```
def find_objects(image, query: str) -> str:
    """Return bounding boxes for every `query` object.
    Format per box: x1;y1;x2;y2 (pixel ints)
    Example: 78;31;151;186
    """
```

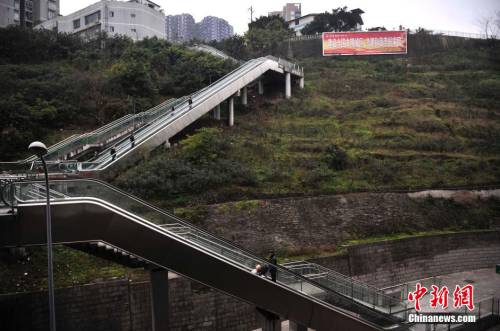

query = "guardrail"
283;261;409;319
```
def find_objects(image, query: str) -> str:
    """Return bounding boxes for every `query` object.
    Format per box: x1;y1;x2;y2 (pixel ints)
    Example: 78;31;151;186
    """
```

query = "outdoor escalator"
0;179;410;330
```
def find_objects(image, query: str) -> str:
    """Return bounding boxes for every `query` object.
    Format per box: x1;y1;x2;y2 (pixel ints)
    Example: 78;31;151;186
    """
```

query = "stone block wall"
0;274;258;331
309;231;500;288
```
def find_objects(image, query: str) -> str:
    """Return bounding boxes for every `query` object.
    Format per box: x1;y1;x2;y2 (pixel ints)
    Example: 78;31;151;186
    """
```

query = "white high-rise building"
0;0;59;28
36;0;165;40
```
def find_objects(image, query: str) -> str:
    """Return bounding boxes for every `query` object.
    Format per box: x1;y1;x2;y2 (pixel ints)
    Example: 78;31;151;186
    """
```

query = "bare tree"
478;11;500;39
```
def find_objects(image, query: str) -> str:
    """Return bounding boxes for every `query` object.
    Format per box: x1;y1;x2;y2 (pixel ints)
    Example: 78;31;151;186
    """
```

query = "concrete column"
228;97;234;127
164;139;171;149
299;76;304;89
256;308;280;331
285;72;291;99
237;89;241;97
150;269;169;331
214;104;221;120
258;80;264;95
242;86;248;106
289;321;308;331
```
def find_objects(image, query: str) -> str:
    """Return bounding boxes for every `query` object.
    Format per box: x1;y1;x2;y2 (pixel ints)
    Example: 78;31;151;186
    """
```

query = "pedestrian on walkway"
110;146;117;161
130;134;135;148
188;96;193;109
268;251;277;282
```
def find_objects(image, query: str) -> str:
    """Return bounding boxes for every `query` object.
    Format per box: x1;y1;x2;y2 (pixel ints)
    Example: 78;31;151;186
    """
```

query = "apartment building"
165;13;195;43
268;2;301;22
36;0;165;40
0;0;58;27
196;16;233;42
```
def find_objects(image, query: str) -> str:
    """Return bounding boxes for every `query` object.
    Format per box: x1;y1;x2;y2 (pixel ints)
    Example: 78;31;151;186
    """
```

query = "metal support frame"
150;268;169;331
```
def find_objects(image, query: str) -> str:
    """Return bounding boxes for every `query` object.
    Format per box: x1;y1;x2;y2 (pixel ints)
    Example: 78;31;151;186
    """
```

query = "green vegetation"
0;27;235;160
210;15;293;59
280;229;498;263
118;44;500;205
0;245;147;293
301;7;364;35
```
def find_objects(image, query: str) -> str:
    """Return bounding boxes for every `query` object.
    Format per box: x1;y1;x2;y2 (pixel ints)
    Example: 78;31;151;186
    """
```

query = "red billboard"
322;31;407;56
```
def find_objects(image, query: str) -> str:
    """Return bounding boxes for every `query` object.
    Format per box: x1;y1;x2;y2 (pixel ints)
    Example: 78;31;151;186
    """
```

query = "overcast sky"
61;0;500;35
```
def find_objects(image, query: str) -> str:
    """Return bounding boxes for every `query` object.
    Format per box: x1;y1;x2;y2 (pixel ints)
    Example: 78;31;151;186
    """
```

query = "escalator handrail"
10;179;408;325
12;190;402;329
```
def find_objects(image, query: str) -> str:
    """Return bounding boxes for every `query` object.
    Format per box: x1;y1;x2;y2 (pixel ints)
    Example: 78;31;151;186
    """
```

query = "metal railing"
382;276;443;302
428;297;499;331
1;56;302;176
283;261;409;319
5;179;406;329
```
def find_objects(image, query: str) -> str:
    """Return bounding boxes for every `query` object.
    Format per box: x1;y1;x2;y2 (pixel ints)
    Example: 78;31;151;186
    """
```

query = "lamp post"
28;141;56;331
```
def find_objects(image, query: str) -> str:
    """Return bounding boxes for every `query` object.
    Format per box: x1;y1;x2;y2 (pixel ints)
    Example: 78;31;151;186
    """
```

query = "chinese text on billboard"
322;31;407;56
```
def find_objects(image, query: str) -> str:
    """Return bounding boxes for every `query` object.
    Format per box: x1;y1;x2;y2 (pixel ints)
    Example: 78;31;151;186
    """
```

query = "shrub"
323;145;349;170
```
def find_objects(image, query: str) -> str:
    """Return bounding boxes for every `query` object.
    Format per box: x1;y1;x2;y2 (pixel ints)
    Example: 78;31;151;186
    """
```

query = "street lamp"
28;141;56;331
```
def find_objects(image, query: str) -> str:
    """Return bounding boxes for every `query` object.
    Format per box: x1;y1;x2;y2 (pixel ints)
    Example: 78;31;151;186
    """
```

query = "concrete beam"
150;269;169;331
285;72;291;99
258;80;264;95
242;86;248;106
228;97;234;127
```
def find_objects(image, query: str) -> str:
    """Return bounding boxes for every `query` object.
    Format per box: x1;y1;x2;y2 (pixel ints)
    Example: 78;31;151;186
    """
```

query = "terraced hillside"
117;45;500;205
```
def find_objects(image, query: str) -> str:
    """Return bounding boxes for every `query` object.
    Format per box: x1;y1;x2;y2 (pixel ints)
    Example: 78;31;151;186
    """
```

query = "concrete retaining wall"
0;274;257;331
309;231;500;288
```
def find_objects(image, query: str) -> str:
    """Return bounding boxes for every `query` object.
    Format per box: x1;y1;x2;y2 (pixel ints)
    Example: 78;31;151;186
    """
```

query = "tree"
245;15;293;56
301;7;364;35
478;11;500;39
209;35;248;60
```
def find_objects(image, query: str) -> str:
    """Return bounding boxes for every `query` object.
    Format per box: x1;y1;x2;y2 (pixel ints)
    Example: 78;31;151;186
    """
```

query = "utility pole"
248;6;255;23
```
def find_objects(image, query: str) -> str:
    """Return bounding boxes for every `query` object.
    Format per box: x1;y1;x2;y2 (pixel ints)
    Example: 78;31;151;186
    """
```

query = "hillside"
116;43;500;206
0;27;235;160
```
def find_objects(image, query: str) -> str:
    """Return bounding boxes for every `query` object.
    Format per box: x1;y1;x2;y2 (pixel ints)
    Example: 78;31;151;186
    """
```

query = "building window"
131;28;136;32
84;11;101;25
110;11;114;17
131;13;136;18
48;9;56;19
73;18;80;29
110;26;114;32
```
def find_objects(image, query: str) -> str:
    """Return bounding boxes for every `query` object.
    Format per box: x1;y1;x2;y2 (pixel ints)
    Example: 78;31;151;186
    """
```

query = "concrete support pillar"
285;72;291;99
237;89;241;97
150;269;169;331
289;321;308;331
258;80;264;95
256;308;280;331
228;97;234;127
214;104;221;120
164;139;171;149
242;86;248;106
299;76;304;89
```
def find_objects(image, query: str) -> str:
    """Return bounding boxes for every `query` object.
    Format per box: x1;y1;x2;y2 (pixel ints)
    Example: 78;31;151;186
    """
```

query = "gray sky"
61;0;500;35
